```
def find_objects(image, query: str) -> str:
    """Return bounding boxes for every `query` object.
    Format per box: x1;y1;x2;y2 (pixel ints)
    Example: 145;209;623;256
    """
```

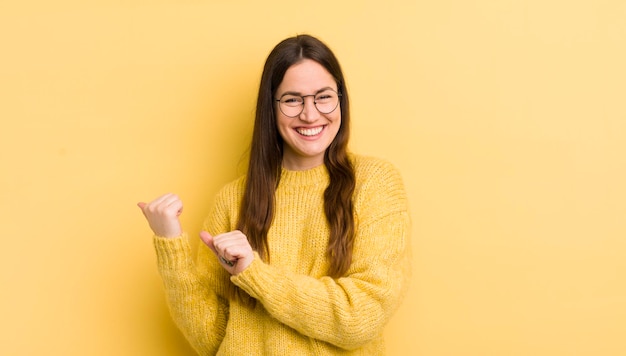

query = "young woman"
138;34;411;355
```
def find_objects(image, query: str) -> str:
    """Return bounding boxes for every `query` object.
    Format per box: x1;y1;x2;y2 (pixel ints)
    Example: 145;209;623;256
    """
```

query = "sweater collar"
279;164;329;187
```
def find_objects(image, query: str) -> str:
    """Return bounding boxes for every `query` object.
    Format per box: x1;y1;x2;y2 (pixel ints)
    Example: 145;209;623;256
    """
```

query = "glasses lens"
314;90;339;114
279;95;304;117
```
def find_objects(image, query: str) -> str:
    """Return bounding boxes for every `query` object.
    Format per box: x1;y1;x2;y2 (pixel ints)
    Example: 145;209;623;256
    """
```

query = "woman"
138;34;411;355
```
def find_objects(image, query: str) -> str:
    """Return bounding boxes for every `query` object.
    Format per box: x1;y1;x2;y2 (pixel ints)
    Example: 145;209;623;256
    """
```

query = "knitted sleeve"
153;182;239;355
231;158;411;350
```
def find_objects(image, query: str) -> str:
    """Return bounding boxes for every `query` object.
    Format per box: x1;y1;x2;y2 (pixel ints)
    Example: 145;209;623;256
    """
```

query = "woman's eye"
283;97;302;104
316;94;333;101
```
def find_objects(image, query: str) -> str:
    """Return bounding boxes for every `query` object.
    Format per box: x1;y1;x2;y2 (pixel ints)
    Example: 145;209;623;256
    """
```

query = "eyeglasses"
275;88;341;117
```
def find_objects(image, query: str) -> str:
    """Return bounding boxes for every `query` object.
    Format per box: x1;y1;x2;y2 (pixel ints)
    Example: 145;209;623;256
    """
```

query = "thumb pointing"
137;202;147;217
199;231;217;254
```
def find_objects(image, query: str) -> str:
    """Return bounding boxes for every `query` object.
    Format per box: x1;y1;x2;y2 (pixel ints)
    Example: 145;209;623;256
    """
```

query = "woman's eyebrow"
278;87;336;97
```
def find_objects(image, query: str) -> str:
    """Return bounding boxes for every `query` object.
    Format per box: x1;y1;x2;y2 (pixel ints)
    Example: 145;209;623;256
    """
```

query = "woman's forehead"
277;59;336;94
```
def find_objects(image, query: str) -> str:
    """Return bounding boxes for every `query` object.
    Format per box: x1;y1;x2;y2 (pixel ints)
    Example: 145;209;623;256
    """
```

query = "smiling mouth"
296;126;324;137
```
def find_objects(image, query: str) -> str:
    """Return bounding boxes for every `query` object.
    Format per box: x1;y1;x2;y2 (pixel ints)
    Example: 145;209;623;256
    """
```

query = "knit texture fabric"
153;155;411;355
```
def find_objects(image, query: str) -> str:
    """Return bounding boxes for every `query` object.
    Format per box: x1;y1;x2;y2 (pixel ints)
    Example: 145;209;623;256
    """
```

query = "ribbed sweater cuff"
153;234;194;271
230;252;268;300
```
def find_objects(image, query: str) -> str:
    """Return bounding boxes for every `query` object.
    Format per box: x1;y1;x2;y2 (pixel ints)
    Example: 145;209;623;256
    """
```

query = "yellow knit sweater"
153;155;411;355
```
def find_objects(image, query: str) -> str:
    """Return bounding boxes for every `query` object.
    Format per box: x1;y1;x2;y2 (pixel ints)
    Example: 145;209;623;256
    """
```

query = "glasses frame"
275;89;342;118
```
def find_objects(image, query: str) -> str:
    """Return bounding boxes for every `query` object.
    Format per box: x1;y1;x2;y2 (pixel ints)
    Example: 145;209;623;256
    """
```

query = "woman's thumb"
199;231;217;254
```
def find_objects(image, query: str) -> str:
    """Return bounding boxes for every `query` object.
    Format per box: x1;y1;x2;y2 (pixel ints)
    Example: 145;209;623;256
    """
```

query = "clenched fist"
137;193;183;238
200;230;254;275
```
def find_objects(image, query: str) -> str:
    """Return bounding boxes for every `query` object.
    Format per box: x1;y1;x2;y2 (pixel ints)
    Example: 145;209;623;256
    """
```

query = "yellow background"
1;1;625;355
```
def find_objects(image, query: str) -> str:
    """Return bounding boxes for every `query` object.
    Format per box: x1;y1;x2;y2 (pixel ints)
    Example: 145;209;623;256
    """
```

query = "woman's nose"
299;96;320;121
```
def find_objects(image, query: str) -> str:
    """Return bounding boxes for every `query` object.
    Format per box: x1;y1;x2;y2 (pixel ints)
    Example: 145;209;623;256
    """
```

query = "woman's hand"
200;230;254;275
137;193;183;238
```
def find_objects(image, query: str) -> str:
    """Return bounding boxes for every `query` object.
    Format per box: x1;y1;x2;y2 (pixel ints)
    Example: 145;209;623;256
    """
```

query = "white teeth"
296;127;323;136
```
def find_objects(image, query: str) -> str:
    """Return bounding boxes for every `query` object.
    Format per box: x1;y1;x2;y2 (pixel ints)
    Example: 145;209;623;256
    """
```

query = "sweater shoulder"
350;154;403;186
350;154;409;222
350;153;395;169
213;175;246;205
203;175;246;233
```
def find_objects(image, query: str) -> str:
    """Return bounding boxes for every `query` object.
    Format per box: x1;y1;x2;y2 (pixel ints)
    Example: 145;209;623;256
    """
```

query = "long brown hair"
234;34;355;302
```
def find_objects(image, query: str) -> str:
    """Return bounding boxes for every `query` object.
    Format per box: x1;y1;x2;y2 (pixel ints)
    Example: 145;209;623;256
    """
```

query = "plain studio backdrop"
1;1;624;355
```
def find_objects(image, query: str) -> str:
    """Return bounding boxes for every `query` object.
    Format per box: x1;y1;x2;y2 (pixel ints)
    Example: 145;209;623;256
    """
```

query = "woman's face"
275;59;341;171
